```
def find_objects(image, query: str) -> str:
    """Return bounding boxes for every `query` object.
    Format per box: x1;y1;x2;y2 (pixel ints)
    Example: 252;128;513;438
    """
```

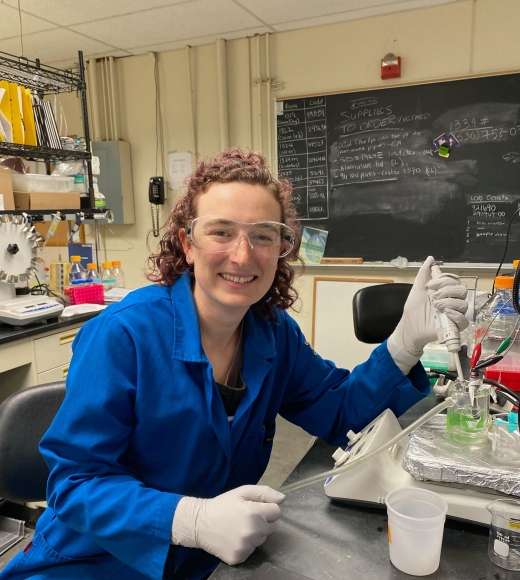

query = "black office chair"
0;382;66;504
352;283;412;343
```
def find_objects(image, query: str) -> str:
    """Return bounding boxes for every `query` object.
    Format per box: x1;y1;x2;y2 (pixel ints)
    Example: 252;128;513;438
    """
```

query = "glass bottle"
68;255;86;284
85;263;100;283
111;260;125;288
446;375;490;446
101;262;116;291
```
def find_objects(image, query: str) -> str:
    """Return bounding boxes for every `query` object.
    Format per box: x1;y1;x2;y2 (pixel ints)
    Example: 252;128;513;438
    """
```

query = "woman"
1;149;468;580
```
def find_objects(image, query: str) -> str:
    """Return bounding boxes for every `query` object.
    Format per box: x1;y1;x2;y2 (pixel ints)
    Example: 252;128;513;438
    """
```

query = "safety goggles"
185;215;296;258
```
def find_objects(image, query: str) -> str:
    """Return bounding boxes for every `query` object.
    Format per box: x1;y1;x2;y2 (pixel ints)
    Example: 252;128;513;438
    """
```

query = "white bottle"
111;261;125;288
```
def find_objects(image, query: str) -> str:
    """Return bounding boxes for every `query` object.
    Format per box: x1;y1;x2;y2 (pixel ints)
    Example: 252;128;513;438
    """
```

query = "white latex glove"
171;485;286;565
387;256;469;375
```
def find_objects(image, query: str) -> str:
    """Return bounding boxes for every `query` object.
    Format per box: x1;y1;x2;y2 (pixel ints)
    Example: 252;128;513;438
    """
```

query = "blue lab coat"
1;272;430;580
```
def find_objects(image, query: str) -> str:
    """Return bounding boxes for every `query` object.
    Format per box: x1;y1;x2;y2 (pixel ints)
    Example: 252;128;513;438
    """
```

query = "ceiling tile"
235;0;399;25
69;0;263;49
271;0;458;32
0;28;116;63
0;3;57;39
0;0;462;72
0;36;21;58
2;0;194;27
127;26;271;55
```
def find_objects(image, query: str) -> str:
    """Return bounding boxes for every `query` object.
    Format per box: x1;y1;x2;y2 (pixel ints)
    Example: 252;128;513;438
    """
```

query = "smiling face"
180;181;283;320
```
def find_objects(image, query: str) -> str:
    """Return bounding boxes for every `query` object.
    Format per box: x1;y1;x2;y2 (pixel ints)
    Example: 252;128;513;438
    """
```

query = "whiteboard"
312;277;393;371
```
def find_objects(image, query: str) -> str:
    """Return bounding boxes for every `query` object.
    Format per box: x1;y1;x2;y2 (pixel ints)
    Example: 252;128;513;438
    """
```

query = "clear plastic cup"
386;488;448;576
486;499;520;571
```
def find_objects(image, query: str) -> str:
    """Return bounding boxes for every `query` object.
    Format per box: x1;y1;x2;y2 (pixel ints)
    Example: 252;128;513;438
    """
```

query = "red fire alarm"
381;53;401;80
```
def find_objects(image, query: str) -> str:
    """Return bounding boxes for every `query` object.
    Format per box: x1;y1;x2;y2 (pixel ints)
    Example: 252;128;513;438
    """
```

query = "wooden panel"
312;277;393;370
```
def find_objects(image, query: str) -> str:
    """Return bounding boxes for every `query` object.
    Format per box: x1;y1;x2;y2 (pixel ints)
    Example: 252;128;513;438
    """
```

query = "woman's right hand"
171;485;286;565
387;256;468;374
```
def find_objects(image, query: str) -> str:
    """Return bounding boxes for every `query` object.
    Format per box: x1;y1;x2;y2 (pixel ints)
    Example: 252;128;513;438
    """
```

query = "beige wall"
53;0;520;339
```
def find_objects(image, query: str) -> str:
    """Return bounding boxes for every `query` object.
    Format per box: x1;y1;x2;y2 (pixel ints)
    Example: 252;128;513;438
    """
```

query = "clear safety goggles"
185;215;296;258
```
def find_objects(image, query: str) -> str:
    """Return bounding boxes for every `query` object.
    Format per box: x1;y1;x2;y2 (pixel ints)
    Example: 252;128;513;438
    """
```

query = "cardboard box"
0;167;15;210
14;191;80;210
33;221;85;246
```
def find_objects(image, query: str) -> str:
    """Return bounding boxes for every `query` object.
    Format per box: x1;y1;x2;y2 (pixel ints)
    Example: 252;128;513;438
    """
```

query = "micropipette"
429;262;464;381
40;212;61;251
68;212;85;243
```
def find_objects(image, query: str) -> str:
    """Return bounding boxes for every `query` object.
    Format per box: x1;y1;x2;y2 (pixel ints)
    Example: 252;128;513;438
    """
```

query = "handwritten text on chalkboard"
276;73;520;262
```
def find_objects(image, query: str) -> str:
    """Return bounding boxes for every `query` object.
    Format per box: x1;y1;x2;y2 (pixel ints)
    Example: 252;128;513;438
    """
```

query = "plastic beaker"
486;499;520;571
446;380;490;446
386;487;448;576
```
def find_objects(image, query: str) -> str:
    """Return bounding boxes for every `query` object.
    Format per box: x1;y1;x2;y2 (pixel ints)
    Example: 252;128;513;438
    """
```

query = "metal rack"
0;208;113;223
0;143;91;162
0;51;83;94
0;50;97;212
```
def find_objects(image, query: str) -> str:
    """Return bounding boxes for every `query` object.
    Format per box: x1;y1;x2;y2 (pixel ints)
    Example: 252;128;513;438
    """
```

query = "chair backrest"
0;381;65;504
352;283;412;344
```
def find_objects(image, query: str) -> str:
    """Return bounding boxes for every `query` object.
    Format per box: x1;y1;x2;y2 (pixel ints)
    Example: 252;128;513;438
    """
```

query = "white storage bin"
11;173;75;193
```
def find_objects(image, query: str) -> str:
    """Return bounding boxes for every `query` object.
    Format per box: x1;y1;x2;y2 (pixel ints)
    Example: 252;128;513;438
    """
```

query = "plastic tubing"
483;378;520;406
278;397;455;494
453;351;464;383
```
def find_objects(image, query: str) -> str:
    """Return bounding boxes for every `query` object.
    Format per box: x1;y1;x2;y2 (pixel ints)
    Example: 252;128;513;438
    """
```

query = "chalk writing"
277;99;329;219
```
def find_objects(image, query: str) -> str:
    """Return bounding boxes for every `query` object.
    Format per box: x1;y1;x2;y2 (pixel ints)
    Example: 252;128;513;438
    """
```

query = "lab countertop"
0;312;101;346
210;395;520;580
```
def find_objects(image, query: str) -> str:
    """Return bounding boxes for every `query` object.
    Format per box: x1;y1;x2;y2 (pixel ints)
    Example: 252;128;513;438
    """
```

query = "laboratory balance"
0;214;63;325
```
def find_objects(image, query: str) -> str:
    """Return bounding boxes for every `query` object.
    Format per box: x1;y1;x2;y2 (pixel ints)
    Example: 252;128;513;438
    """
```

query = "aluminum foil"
402;415;520;497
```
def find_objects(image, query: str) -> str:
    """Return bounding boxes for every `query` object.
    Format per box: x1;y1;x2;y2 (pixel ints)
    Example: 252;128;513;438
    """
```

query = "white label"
494;538;510;558
276;101;284;115
168;151;192;189
0;194;4;211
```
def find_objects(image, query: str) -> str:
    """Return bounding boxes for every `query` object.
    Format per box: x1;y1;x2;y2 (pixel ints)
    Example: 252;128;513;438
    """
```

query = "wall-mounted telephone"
149;177;165;205
149;176;165;237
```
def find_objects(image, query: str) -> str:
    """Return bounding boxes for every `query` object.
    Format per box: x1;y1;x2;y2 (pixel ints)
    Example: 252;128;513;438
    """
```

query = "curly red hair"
146;148;304;319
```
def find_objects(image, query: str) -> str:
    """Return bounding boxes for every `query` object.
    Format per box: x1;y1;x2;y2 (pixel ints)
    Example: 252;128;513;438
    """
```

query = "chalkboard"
276;73;520;263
